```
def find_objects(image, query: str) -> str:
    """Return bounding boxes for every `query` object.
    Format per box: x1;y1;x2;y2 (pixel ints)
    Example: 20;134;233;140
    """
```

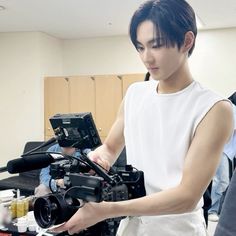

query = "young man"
54;1;233;235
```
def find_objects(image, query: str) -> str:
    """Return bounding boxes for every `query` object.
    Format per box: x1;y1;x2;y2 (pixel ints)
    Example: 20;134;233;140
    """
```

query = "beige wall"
189;28;236;96
0;32;63;178
62;36;146;75
63;29;236;97
0;28;235;179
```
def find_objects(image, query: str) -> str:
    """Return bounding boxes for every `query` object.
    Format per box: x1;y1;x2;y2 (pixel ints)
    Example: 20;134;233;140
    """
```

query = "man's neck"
157;62;193;94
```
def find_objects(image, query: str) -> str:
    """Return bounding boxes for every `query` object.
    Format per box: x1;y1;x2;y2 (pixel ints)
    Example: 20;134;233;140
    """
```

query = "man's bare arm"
106;101;233;217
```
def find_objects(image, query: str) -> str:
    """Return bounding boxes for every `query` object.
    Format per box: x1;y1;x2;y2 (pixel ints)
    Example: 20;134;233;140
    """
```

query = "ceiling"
0;0;236;39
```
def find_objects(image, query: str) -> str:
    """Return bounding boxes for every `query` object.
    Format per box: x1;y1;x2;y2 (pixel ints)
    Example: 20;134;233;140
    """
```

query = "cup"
27;211;35;220
17;216;27;221
0;204;10;225
28;224;37;232
17;222;27;233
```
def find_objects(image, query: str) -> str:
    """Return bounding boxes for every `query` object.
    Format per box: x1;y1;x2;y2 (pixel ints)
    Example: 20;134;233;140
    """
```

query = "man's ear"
182;31;195;54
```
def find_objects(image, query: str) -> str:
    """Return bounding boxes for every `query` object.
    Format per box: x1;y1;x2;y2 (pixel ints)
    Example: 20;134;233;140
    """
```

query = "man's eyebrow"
136;38;164;45
136;40;143;46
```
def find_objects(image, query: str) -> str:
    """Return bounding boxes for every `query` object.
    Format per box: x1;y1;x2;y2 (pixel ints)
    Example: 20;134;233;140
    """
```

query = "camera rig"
33;113;146;236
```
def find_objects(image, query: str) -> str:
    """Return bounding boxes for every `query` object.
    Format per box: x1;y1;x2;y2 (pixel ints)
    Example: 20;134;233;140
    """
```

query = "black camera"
33;113;146;236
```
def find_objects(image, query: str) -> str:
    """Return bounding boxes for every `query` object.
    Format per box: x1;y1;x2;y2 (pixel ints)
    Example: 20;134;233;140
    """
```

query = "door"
95;75;122;141
44;77;69;137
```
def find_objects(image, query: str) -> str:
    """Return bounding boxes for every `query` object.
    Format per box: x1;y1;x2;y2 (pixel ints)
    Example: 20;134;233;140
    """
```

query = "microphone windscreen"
7;154;55;174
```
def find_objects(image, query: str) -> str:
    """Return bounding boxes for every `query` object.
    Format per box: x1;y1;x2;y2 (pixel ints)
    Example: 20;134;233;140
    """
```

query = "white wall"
189;28;236;96
0;28;235;179
63;28;236;97
62;36;146;75
0;32;63;178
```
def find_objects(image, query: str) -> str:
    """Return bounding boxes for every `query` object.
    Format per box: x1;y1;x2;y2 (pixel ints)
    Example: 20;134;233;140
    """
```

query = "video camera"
33;113;146;236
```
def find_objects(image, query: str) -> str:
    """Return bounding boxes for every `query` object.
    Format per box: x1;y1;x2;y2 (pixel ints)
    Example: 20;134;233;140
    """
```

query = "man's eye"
136;46;144;52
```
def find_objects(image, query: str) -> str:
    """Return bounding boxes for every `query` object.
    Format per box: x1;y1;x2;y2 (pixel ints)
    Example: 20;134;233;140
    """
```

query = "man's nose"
142;49;155;64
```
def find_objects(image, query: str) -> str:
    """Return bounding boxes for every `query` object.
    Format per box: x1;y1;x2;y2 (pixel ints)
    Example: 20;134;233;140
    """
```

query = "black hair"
144;72;150;81
129;0;197;56
228;92;236;106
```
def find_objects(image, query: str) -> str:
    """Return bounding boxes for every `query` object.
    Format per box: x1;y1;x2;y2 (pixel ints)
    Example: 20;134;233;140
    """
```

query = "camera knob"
125;165;133;171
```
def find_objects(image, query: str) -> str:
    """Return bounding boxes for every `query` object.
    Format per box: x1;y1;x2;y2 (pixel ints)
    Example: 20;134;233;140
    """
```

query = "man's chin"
148;71;158;80
149;74;160;81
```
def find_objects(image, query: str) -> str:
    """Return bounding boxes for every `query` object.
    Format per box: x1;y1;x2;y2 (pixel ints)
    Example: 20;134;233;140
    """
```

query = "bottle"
23;198;29;216
10;199;17;219
16;200;25;218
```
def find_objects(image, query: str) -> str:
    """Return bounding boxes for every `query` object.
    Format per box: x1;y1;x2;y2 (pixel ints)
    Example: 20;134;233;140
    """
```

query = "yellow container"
16;200;25;218
23;198;29;216
11;199;17;219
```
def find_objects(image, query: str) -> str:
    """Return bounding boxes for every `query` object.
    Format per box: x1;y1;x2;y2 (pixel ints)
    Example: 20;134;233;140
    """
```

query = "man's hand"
52;201;110;235
55;179;65;188
88;151;111;171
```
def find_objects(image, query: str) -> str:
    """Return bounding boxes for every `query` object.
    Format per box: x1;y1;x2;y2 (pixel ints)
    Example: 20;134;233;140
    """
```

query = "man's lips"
148;67;159;71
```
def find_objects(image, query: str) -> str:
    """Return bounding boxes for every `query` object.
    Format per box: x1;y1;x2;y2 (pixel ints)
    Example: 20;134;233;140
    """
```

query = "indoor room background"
0;17;236;179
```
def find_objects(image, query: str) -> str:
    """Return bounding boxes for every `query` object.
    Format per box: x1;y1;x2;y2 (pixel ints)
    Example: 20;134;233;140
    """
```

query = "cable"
22;151;63;156
49;178;59;193
22;137;57;156
64;186;86;208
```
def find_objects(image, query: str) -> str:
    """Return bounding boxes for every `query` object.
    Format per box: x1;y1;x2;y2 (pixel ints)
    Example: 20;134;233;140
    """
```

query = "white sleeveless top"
120;80;224;236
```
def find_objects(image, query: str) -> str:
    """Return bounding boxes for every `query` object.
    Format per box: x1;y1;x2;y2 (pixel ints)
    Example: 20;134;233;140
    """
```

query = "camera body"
50;161;145;202
33;113;146;236
34;160;145;229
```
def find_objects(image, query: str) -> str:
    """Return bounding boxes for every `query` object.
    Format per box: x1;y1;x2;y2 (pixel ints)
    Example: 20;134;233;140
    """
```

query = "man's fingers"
88;152;100;162
68;226;82;235
50;223;66;232
51;222;76;234
88;152;110;171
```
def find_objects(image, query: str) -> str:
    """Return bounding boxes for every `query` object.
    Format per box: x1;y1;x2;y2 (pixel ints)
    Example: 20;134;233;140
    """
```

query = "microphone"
0;166;7;173
7;153;63;174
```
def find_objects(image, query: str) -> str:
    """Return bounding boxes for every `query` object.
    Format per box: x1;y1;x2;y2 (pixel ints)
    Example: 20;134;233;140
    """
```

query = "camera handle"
80;154;118;186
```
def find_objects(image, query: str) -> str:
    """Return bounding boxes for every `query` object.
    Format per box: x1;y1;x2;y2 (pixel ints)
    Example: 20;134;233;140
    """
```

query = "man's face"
136;20;186;81
62;147;76;156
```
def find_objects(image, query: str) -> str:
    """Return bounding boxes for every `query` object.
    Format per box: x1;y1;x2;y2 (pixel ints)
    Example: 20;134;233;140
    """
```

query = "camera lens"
34;193;79;229
34;197;59;228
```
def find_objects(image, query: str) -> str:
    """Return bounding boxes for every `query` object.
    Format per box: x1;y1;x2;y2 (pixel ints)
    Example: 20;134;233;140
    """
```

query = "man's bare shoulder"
195;100;233;141
209;100;233;121
213;99;232;111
